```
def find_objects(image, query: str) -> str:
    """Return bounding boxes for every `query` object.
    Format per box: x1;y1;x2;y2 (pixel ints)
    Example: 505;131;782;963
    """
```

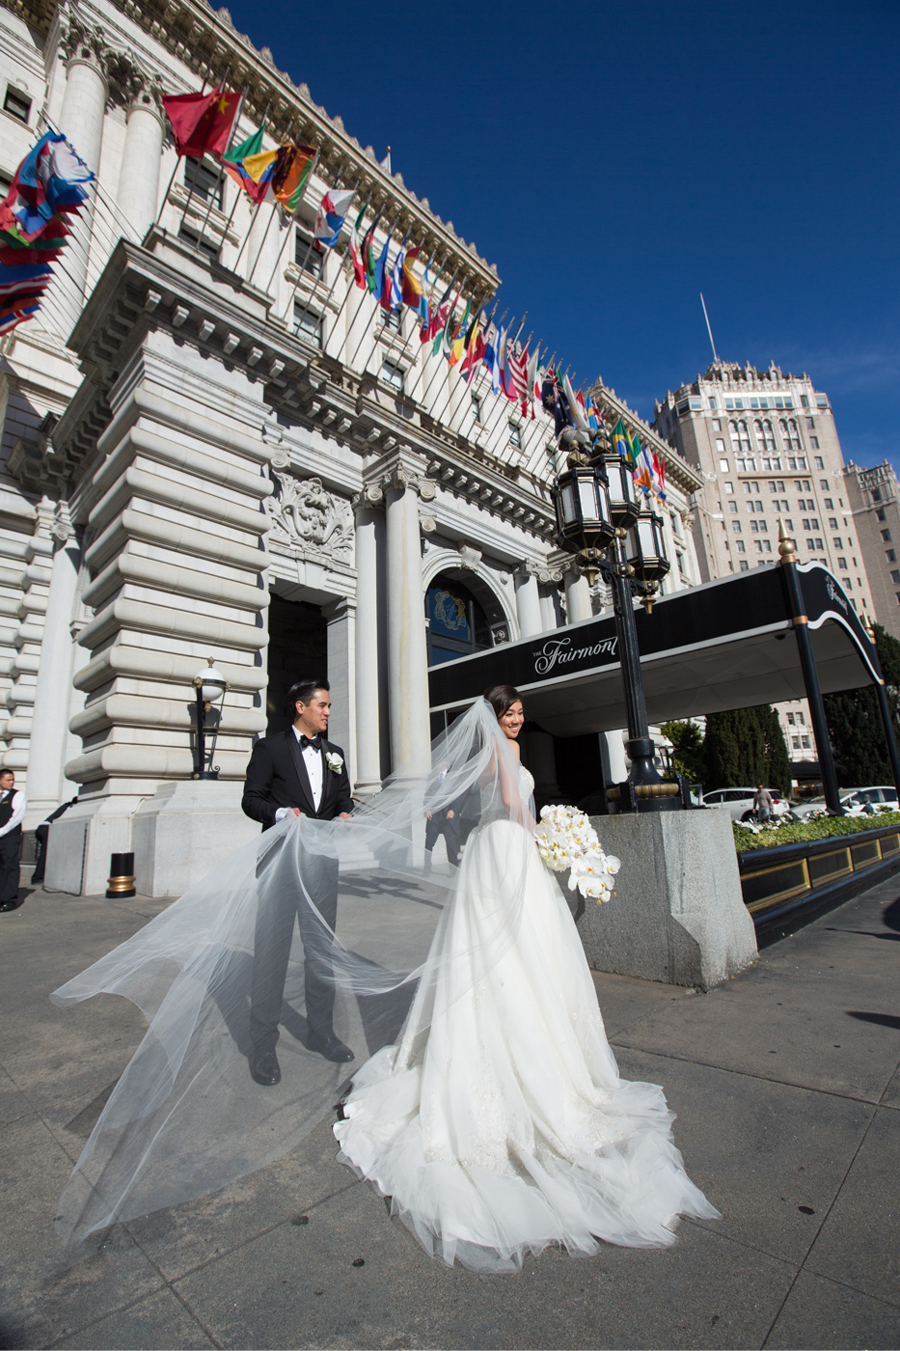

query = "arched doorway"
425;573;495;665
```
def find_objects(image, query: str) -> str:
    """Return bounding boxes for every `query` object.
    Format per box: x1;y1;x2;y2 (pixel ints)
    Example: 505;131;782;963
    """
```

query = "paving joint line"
609;1040;888;1107
759;1105;882;1349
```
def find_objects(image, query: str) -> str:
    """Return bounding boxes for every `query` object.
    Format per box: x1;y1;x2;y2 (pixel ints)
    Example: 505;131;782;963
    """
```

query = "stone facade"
0;0;703;893
843;460;900;644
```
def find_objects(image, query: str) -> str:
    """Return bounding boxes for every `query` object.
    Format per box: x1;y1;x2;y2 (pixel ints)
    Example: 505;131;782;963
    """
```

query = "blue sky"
222;0;899;471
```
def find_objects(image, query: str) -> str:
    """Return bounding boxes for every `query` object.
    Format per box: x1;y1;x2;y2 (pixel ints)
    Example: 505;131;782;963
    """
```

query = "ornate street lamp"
550;429;684;813
191;657;230;780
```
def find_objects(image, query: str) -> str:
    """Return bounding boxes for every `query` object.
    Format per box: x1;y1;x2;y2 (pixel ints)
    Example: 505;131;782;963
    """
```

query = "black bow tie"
299;734;321;751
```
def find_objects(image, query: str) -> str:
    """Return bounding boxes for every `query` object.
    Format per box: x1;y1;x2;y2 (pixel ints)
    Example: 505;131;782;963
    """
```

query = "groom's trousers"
249;842;340;1054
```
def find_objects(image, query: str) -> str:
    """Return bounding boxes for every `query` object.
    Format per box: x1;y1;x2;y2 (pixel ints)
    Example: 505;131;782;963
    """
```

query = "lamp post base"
192;770;220;780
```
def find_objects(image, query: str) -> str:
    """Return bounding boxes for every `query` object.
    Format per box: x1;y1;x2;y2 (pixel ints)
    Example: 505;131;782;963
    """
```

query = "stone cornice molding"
516;558;563;585
58;0;498;295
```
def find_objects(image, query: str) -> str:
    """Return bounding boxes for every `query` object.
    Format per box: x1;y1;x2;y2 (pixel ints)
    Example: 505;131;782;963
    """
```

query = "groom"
242;678;354;1085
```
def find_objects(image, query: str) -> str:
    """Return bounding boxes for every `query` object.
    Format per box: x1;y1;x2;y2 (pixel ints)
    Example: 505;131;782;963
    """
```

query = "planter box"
738;822;900;944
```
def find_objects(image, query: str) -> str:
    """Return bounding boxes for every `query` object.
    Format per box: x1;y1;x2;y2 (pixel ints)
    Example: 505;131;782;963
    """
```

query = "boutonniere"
325;751;343;774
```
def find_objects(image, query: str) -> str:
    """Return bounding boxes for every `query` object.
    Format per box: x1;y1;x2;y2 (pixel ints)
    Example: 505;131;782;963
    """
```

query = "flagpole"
404;260;456;402
345;215;401;371
247;131;309;286
260;146;322;293
276;167;348;307
377;245;435;386
416;277;466;415
320;198;382;359
422;289;494;421
178;66;232;238
193;83;246;247
479;313;522;448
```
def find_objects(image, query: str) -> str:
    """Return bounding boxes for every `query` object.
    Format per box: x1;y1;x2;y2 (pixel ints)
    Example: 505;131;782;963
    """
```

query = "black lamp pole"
551;428;685;814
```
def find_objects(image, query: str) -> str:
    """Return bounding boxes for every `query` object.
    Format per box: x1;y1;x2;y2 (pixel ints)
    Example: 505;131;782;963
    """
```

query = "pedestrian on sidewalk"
753;784;773;824
0;769;26;911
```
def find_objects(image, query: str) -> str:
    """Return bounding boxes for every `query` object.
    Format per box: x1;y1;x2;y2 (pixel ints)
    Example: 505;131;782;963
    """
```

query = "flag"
314;186;355;249
269;141;316;212
653;451;667;502
373;229;392;303
612;419;635;465
0;132;93;242
162;87;240;158
362;214;382;292
508;342;529;408
387;235;408;311
632;433;655;496
401;246;426;319
448;298;471;365
543;372;573;437
563;372;590;432
433;290;460;357
221;127;274;204
349;202;367;288
459;312;484;381
525;344;541;418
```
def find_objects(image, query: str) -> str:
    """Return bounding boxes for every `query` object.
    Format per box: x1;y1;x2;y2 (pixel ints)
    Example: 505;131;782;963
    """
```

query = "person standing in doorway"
0;769;26;912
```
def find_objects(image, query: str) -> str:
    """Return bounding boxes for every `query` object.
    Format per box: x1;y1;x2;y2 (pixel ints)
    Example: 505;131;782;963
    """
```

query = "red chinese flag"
162;87;240;158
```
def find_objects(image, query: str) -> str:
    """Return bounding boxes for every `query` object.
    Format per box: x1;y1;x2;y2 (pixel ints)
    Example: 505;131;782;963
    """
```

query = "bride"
51;686;717;1270
333;685;718;1271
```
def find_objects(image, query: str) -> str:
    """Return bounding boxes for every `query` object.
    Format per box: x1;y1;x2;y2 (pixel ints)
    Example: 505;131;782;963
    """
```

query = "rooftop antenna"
699;292;718;362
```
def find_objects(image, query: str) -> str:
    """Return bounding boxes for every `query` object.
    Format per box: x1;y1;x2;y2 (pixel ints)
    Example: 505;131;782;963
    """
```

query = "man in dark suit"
242;678;354;1085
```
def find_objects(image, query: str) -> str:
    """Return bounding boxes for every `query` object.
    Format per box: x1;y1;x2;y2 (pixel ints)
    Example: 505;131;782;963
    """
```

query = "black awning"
428;564;879;737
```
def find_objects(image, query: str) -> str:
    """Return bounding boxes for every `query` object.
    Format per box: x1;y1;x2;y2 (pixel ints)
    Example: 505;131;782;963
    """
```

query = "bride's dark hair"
483;685;522;720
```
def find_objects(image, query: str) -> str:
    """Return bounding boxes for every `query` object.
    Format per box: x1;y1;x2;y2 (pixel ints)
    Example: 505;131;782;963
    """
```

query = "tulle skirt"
334;819;720;1273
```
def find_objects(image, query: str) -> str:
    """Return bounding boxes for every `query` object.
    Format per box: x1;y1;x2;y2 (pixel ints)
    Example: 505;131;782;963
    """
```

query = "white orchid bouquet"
533;804;621;903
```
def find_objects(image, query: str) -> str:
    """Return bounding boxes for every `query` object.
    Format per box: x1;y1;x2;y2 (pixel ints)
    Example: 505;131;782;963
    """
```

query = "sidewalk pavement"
0;873;898;1351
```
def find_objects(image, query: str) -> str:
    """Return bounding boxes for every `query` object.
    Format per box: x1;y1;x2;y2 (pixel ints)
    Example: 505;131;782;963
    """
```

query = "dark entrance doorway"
266;595;328;735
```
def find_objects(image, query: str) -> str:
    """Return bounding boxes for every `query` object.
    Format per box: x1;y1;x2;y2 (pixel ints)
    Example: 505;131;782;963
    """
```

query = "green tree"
823;623;900;786
703;705;791;792
659;720;705;781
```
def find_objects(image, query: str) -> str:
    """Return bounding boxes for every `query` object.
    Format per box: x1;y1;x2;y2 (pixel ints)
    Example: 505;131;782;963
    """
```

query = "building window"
888;549;897;562
876;507;886;521
709;397;717;411
293;302;323;347
801;736;811;749
380;307;401;331
872;487;883;502
882;529;892;542
719;459;729;472
294;230;323;277
508;421;522;447
811;441;820;453
815;538;824;549
820;479;829;490
736;540;746;553
828;517;838;529
3;87;31;122
728;501;738;513
178;223;218;257
891;570;900;584
787;712;795;725
380;359;405;392
724;481;734;493
732;521;742;532
712;418;721;430
824;497;834;508
740;560;749;571
183;156;223;208
816;395;828;408
801;395;810;409
729;419;751;455
833;537;843;548
426;575;494;664
471;394;482;423
838;558;848;569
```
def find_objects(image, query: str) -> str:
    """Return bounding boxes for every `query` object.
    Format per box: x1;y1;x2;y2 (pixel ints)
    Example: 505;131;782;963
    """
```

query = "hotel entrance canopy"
428;564;881;737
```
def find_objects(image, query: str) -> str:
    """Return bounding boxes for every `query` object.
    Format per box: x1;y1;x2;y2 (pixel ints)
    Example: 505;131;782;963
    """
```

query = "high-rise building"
653;359;879;788
843;461;900;642
653;360;875;617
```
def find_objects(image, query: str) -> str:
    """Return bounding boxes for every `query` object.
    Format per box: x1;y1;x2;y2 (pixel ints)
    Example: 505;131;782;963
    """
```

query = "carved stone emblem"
265;473;354;562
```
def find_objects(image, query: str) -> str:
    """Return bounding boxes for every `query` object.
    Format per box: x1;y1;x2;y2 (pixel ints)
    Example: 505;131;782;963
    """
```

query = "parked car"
701;787;793;823
793;787;899;820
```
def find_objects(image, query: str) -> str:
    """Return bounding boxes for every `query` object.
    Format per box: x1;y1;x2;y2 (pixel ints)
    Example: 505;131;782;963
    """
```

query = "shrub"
733;810;900;853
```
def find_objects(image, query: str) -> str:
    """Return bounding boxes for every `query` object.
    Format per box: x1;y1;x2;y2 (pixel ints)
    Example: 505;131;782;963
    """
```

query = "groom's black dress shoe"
307;1032;354;1063
249;1047;281;1086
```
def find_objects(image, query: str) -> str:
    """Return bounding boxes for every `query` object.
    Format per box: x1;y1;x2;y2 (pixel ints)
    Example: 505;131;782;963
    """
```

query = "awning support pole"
778;525;843;814
873;678;900;800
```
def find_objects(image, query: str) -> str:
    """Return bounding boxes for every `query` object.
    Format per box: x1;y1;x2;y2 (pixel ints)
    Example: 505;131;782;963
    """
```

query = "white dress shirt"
275;728;323;820
0;788;26;837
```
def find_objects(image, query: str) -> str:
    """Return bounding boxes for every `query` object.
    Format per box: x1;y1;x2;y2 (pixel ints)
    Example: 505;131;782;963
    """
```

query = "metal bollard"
106;851;136;898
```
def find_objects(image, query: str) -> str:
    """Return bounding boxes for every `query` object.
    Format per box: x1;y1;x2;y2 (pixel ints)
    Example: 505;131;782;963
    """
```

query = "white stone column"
23;528;81;824
383;463;432;775
5;500;53;772
118;92;165;239
58;35;108;308
324;596;356;784
353;491;385;798
564;564;593;623
514;564;544;637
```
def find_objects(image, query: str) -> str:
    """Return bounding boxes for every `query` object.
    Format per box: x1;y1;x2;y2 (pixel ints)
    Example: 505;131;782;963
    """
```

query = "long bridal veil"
51;699;536;1249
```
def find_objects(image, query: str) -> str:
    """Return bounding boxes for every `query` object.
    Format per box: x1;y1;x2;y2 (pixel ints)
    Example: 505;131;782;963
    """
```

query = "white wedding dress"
334;763;720;1273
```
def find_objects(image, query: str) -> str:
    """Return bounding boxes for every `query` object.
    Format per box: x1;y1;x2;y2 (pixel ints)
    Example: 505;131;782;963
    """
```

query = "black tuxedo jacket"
241;728;354;830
